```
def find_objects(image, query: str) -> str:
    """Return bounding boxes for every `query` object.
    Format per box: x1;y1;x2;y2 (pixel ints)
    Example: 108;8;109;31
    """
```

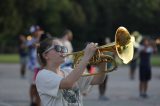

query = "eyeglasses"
43;45;68;54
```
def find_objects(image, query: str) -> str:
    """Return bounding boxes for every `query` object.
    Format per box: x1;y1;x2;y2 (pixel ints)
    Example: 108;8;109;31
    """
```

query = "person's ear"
42;53;49;60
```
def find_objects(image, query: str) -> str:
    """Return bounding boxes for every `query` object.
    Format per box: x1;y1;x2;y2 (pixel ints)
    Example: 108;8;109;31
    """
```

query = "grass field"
0;54;19;63
151;54;160;66
0;54;159;66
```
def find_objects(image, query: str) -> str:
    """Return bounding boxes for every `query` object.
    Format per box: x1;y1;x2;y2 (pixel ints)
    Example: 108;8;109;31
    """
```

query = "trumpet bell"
115;27;135;64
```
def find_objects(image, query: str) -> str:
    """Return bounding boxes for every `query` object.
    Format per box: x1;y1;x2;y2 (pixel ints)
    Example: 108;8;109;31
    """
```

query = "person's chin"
59;59;65;64
61;59;65;63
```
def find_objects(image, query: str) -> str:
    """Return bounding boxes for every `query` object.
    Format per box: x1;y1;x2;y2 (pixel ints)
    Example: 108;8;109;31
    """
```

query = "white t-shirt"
35;67;93;106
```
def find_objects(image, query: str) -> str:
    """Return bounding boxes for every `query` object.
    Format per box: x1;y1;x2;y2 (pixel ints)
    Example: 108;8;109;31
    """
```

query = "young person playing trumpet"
36;37;107;106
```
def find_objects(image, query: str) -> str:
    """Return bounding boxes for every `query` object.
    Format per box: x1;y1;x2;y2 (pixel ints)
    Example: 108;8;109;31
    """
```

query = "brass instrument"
66;26;135;76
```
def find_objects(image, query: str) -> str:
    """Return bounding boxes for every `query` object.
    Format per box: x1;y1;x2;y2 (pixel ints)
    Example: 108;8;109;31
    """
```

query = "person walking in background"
60;29;74;68
98;37;113;100
18;34;28;78
138;38;157;98
26;25;43;106
36;37;107;106
129;47;138;80
61;29;73;53
129;31;142;80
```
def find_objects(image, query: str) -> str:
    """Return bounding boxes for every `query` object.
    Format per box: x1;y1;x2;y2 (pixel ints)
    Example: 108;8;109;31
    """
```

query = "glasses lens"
61;46;68;53
54;45;62;52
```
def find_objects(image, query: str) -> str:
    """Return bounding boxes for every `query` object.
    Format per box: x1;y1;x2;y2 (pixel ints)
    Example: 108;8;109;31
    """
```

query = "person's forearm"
60;56;90;88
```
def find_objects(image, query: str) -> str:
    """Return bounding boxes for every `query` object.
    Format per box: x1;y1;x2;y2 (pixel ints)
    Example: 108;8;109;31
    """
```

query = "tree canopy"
0;0;160;52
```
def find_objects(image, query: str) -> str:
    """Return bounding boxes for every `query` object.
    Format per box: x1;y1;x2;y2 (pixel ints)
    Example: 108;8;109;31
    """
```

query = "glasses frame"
43;45;68;54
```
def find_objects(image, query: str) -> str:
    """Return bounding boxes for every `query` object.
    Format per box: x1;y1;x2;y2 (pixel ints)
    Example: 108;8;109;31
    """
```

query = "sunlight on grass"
0;54;19;63
0;54;159;66
151;55;160;66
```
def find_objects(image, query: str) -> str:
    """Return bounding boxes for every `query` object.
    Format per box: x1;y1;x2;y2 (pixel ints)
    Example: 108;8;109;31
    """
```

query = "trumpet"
66;26;135;76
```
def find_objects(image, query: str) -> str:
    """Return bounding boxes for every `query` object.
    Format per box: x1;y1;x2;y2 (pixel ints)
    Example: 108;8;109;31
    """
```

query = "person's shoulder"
64;40;71;45
40;69;58;74
37;69;53;77
37;69;61;83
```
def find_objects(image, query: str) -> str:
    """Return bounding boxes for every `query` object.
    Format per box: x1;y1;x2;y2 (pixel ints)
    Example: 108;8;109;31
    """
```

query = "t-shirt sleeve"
36;70;63;97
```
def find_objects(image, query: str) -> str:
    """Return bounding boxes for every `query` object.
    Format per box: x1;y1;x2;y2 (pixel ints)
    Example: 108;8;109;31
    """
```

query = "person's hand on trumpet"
83;42;98;61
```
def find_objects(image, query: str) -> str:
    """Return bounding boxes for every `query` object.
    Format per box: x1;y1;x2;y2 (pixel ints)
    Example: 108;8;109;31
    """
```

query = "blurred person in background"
128;31;142;80
129;47;138;80
61;29;73;53
138;37;157;98
98;37;113;100
18;34;28;78
26;25;43;106
60;29;74;68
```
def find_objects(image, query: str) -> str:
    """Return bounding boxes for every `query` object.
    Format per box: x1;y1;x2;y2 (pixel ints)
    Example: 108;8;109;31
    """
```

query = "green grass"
151;54;160;66
0;54;159;67
0;54;19;63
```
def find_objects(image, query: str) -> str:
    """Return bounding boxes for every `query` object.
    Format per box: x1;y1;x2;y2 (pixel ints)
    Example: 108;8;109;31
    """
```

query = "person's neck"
45;63;60;74
62;35;68;40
